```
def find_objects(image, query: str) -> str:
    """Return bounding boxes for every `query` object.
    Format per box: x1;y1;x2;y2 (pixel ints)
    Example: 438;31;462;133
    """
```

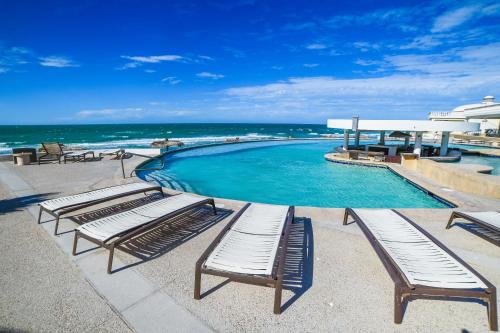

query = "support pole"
379;131;385;145
404;135;410;148
343;129;350;150
440;131;450;157
354;130;361;147
413;132;423;155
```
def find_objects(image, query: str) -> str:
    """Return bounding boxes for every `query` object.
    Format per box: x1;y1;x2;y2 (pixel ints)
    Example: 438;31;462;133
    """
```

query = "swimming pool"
459;155;500;176
138;140;450;208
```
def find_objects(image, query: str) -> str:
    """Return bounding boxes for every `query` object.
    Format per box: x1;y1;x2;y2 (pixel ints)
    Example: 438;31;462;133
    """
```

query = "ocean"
0;123;348;155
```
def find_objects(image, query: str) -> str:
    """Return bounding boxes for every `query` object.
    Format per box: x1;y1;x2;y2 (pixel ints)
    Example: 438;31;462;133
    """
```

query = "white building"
428;96;500;134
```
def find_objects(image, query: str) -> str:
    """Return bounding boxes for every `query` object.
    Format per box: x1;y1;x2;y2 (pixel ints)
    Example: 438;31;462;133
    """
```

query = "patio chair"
73;193;216;273
447;211;500;245
38;142;70;164
194;203;294;314
38;182;163;235
343;208;497;331
38;142;95;164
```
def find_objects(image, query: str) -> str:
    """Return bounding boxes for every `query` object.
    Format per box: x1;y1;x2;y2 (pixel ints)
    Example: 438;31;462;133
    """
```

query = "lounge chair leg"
211;200;217;215
343;209;350;225
72;231;79;255
54;216;60;236
37;207;43;224
446;213;456;229
274;279;283;314
394;286;403;324
194;265;202;300
160;188;165;197
107;245;115;274
488;290;498;331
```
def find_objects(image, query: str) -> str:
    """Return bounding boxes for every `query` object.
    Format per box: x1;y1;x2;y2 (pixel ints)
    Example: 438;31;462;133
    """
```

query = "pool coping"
133;139;460;209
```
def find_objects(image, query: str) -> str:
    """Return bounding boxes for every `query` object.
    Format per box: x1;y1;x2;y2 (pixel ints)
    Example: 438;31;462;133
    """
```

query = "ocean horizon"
0;123;349;154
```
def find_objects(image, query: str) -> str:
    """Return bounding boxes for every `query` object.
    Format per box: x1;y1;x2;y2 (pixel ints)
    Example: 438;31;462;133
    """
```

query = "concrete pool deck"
0;156;499;332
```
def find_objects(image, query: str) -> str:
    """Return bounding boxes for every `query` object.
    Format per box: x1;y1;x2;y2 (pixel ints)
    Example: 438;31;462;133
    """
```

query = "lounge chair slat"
195;203;294;314
40;182;159;212
77;194;206;242
354;209;487;289
345;208;498;330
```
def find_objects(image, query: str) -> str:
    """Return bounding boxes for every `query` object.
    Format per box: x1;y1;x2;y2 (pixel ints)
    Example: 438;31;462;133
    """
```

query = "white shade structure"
327;119;479;132
327;119;480;156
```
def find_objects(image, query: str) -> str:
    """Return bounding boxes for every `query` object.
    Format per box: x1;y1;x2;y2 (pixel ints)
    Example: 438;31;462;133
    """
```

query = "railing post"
120;154;126;179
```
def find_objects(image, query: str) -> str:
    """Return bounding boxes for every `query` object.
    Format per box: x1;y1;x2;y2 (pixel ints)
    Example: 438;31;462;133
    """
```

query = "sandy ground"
0;156;499;332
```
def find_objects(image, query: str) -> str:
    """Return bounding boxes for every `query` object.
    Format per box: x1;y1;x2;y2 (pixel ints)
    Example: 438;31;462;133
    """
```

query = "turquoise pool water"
138;140;450;208
459;155;500;176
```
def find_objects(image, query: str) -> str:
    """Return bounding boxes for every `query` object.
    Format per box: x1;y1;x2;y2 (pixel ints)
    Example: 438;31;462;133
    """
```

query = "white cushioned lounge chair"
344;208;497;331
38;182;163;235
194;203;294;314
73;193;216;273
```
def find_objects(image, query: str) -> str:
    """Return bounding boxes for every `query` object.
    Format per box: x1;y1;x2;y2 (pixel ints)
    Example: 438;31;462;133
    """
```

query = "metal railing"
120;151;164;179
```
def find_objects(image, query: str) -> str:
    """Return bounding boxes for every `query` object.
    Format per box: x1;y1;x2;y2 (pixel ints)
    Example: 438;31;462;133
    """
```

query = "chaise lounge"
73;193;216;273
38;182;163;235
38;142;95;164
447;211;500;245
194;203;294;314
343;208;498;331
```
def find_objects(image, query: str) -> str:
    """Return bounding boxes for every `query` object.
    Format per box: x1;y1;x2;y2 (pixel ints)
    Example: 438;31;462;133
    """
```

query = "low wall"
413;159;500;199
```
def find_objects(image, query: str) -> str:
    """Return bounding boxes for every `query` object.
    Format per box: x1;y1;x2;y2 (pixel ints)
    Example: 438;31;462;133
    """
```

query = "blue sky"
0;0;499;125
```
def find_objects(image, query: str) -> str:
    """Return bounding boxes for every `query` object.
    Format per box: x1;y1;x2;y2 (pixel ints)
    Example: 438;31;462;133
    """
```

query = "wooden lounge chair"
343;208;498;331
447;211;500;246
194;203;294;314
38;182;163;235
73;193;216;273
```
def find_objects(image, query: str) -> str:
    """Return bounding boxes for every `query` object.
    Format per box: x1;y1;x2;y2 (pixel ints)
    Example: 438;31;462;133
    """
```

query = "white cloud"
0;67;8;73
432;6;480;32
222;42;500;119
306;43;327;50
303;63;319;68
353;42;381;52
161;76;181;84
198;55;215;61
39;56;80;68
399;35;443;50
432;3;500;32
75;107;198;120
118;54;185;70
271;66;284;70
121;55;184;63
76;108;145;119
196;72;224;79
144;69;156;73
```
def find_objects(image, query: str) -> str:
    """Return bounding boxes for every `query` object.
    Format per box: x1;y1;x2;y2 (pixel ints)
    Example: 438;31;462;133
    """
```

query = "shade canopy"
327;119;479;132
389;131;411;138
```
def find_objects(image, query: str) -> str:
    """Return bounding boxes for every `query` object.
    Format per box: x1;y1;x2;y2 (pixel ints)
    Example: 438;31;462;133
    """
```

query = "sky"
0;0;499;125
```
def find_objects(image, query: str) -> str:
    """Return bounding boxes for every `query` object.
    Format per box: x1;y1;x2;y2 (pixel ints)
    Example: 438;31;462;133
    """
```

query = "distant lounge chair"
63;150;95;163
38;142;94;164
38;182;163;235
194;203;294;314
447;211;500;245
99;149;124;159
73;193;216;273
343;208;497;331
